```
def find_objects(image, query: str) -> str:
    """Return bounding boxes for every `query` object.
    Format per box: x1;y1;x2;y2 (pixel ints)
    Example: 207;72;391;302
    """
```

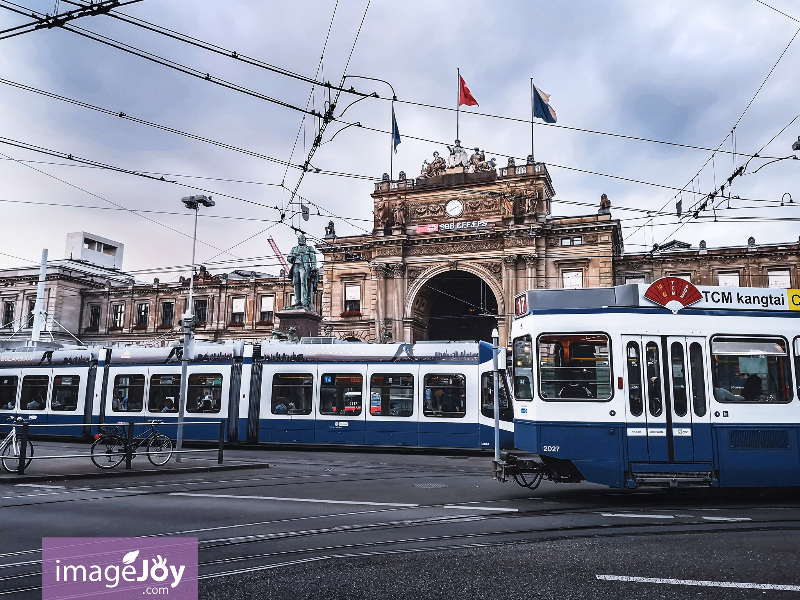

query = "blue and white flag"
392;107;401;152
533;85;557;123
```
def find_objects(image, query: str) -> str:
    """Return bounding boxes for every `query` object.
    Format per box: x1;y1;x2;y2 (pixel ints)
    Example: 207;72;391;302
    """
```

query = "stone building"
616;236;800;288
319;147;623;344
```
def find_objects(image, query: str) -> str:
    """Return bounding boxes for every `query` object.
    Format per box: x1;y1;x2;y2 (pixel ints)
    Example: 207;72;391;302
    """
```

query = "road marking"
702;516;751;522
14;484;65;489
600;513;674;519
597;574;800;591
169;492;418;508
442;505;518;513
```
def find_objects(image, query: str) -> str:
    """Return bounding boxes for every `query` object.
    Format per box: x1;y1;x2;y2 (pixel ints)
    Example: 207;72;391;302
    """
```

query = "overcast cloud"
0;0;798;280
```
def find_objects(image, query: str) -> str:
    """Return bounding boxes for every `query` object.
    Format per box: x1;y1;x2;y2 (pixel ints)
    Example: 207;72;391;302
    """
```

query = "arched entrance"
413;270;499;342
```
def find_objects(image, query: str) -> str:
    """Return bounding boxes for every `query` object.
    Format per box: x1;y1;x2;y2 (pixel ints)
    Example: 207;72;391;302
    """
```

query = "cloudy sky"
0;0;798;281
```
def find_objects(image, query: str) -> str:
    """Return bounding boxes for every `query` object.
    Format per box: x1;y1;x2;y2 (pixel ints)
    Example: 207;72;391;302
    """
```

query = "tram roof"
515;282;800;318
256;340;495;364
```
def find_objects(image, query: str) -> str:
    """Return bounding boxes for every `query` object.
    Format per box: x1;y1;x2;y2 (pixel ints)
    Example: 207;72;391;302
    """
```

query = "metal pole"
125;421;134;470
530;78;535;163
18;421;29;475
492;328;500;463
31;249;48;342
218;420;225;464
456;68;460;142
176;206;199;463
390;99;394;181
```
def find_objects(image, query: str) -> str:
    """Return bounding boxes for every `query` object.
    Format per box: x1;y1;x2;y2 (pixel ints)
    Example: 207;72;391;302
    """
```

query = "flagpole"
456;68;460;142
390;100;394;180
530;78;535;163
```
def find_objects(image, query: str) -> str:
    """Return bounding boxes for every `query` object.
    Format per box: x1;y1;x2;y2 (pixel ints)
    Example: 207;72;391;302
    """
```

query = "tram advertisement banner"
42;537;198;599
642;284;800;312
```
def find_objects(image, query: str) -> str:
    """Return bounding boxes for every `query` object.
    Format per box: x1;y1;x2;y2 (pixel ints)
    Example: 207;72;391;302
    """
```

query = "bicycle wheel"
147;433;173;466
1;438;34;472
90;436;126;469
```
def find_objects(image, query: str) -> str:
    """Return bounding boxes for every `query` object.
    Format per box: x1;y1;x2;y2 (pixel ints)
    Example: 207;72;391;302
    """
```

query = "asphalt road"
3;448;800;599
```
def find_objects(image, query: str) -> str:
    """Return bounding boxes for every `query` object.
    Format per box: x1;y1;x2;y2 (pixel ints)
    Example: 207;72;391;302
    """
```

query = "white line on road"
169;492;418;507
600;513;675;519
597;574;800;591
442;505;518;513
702;516;752;522
14;484;65;489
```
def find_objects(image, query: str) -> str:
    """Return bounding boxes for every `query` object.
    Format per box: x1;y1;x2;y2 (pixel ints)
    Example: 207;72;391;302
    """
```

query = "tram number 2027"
542;445;560;453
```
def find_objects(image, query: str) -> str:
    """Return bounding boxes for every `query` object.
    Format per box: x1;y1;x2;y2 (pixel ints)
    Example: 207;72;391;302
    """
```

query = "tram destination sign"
415;219;489;234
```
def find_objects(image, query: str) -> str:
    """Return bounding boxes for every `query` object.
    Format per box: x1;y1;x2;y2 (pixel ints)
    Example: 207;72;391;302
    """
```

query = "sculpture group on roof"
419;140;496;179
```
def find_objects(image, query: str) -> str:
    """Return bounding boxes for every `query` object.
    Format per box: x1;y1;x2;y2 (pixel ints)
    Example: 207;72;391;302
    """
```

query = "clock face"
446;199;464;218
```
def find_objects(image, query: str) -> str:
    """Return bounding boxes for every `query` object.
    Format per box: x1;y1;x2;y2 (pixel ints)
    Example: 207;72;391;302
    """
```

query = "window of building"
2;301;14;329
344;284;361;314
718;272;740;287
160;301;175;326
625;276;647;284
21;375;48;410
194;298;208;325
135;303;149;328
626;342;643;417
231;298;245;324
148;374;180;413
513;335;533;400
52;375;80;412
88;305;101;330
538;334;612;401
562;270;583;289
671;272;692;282
259;295;275;323
0;376;18;410
423;374;466;418
369;374;414;417
319;374;362;415
560;237;583;246
26;298;36;328
112;375;145;412
271;373;312;415
560;238;571;246
711;337;792;403
768;269;791;288
572;237;582;245
186;374;223;413
111;304;125;329
480;372;514;421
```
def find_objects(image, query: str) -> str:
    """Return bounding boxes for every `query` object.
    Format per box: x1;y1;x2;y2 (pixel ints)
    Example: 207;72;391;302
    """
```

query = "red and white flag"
458;76;478;106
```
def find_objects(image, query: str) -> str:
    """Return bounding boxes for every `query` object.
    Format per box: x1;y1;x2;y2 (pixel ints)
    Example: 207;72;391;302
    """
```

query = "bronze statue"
287;233;318;311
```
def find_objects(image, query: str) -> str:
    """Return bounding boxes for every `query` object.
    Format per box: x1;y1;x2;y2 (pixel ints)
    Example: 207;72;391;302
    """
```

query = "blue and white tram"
0;339;515;451
496;278;800;488
239;340;514;450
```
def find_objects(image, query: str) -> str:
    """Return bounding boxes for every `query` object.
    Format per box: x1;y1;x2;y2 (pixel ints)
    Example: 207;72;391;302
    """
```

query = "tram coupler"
493;451;547;484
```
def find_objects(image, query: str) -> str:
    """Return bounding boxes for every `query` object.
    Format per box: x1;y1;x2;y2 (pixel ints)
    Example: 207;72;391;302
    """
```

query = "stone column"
522;253;538;293
388;263;404;341
502;255;517;334
372;264;387;342
536;235;547;289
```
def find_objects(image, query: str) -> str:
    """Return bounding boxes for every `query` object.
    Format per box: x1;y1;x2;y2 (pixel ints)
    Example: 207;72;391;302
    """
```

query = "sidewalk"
0;440;271;483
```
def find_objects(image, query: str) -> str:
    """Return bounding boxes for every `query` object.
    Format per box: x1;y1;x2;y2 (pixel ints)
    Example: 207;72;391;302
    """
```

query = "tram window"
689;342;707;417
795;338;800;398
271;373;312;415
423;374;466;418
513;336;533;400
711;336;792;403
645;342;663;417
52;375;79;412
671;342;688;417
538;334;611;401
320;374;362;416
20;375;48;411
112;375;144;412
626;343;643;417
369;374;413;417
480;372;514;421
0;376;17;410
148;374;180;413
187;374;223;413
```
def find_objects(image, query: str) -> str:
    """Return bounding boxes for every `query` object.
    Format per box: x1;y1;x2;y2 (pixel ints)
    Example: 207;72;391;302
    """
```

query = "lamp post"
342;75;397;178
491;327;500;463
176;194;214;462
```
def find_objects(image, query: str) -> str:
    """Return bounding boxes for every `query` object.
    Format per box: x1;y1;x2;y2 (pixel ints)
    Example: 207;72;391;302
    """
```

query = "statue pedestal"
276;308;322;339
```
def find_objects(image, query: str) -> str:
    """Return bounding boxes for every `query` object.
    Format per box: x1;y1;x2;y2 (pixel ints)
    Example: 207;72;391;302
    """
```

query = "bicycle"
90;420;173;469
1;416;36;472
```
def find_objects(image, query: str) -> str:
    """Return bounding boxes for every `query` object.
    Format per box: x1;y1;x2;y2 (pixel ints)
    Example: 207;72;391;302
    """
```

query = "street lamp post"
491;327;500;463
176;194;215;463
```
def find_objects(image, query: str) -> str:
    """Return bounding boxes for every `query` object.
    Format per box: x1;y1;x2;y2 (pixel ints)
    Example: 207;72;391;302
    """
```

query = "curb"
0;462;271;484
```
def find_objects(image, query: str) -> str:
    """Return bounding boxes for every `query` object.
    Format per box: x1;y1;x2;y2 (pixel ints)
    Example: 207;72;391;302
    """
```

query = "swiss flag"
458;76;479;106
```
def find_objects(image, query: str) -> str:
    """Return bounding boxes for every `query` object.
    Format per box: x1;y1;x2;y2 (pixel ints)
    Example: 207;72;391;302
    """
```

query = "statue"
598;193;611;215
468;147;495;173
324;220;336;239
393;199;406;226
375;199;390;228
420;151;446;178
287;233;318;311
446;140;469;168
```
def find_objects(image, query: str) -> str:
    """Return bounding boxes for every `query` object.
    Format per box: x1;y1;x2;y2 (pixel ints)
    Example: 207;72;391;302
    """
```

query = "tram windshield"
796;338;800;398
711;336;792;403
538;334;612;401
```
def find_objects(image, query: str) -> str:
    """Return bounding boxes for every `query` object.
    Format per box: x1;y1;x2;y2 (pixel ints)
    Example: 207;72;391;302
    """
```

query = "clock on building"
445;199;464;218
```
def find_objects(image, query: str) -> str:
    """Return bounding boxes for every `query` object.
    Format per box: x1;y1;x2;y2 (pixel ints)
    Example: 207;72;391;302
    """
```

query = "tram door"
624;336;712;465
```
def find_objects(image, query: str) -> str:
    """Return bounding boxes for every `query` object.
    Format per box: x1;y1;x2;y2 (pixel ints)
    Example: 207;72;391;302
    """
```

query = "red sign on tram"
643;277;703;313
514;294;528;317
